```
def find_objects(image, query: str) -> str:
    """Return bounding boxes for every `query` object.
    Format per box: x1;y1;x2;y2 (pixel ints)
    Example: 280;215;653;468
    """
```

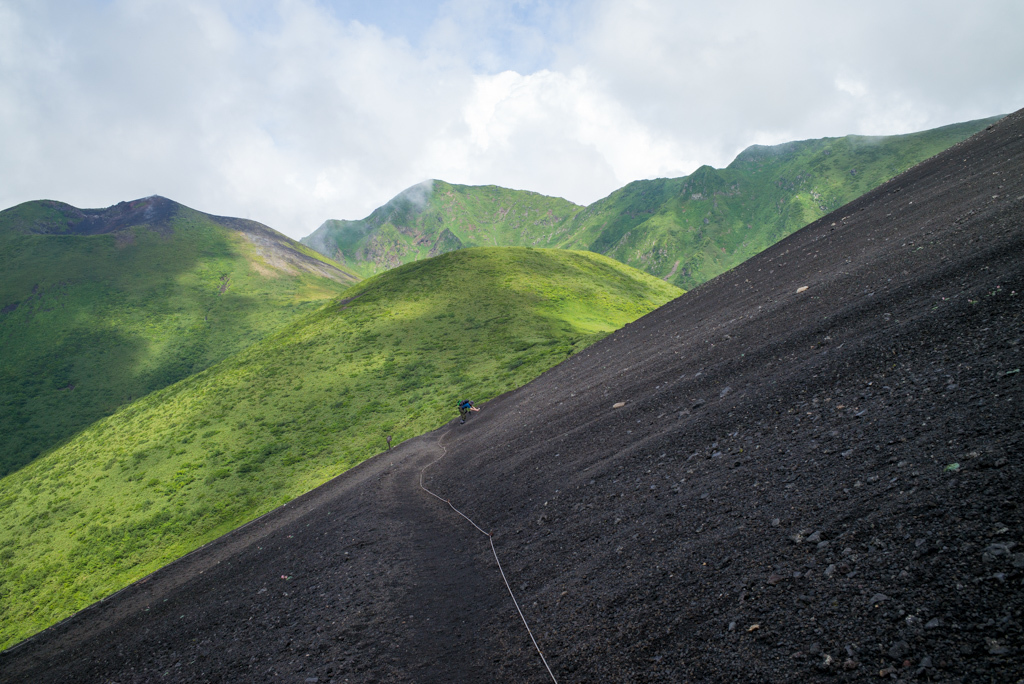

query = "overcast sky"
2;1;1022;240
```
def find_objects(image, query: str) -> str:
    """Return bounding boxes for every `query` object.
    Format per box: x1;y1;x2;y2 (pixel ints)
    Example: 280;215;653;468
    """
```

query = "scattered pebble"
887;640;909;660
868;593;889;606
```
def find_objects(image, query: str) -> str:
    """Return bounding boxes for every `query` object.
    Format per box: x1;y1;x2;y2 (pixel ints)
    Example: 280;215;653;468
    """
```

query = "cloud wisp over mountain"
1;0;1022;239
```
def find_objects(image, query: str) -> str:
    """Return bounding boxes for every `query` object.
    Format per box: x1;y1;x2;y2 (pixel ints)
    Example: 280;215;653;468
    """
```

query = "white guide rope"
419;429;559;684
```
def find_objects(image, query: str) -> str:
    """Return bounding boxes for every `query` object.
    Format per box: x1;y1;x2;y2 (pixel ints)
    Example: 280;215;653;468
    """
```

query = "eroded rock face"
355;230;413;272
428;228;463;257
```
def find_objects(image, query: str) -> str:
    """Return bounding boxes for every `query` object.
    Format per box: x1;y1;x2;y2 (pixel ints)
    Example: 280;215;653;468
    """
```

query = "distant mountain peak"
1;196;360;285
1;196;182;236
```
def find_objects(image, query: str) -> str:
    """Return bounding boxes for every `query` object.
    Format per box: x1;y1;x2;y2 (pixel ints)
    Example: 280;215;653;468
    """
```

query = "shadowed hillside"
0;196;358;476
3;107;1019;682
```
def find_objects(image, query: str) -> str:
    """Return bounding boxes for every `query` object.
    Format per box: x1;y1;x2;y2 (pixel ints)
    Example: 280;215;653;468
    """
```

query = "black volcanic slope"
3;111;1024;682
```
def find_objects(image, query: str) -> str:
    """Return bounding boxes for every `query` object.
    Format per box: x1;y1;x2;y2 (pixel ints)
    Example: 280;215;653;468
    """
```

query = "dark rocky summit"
3;109;1023;682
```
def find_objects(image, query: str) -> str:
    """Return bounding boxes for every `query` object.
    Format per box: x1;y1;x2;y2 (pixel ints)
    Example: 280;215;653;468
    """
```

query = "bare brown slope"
2;110;1023;682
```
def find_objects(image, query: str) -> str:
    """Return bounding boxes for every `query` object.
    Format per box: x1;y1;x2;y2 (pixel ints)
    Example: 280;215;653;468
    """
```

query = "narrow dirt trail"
415;428;560;682
372;428;532;682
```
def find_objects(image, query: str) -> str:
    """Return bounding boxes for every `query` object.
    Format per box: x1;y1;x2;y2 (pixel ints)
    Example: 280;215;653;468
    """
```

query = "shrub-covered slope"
304;116;1001;290
0;247;680;650
0;196;357;476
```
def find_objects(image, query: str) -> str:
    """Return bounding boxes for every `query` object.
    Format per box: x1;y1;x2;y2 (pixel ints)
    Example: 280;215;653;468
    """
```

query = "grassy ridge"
302;117;1001;289
0;247;681;649
0;200;356;476
560;116;1003;288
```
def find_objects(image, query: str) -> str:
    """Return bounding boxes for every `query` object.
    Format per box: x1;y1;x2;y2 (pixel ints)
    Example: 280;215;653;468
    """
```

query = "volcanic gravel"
3;109;1023;683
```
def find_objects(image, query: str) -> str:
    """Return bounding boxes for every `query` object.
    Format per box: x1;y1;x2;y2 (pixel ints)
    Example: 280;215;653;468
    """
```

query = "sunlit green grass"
555;116;1002;288
0;247;681;649
0;202;355;476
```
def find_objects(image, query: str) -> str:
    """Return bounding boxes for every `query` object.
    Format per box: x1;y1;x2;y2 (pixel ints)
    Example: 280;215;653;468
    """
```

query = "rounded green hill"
0;246;681;649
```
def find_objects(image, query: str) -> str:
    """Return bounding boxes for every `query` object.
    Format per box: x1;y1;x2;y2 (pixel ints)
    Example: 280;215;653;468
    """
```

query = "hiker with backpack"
457;399;479;424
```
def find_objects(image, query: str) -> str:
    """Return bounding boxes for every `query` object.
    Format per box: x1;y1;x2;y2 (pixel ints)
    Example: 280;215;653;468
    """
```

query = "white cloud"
835;77;868;99
562;0;1024;159
0;0;1021;239
442;68;693;203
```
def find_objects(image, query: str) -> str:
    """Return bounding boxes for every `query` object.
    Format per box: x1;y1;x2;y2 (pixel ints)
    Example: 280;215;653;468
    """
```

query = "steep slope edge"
429;110;1024;680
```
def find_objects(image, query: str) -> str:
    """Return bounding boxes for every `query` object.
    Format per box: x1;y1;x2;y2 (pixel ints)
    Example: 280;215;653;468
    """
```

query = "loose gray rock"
983;543;1011;562
888;640;910;660
868;593;889;606
986;638;1009;655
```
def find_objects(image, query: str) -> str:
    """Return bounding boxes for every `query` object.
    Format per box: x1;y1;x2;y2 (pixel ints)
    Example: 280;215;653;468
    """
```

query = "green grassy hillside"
0;247;681;650
558;116;1004;288
302;180;584;277
0;197;358;476
303;116;1001;289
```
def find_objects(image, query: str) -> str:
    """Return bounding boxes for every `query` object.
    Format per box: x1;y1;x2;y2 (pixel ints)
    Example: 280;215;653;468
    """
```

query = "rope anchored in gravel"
419;428;559;684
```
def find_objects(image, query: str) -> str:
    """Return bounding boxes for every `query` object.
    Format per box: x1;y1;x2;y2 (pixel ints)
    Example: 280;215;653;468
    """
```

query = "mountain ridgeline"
302;116;1003;289
0;196;359;476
